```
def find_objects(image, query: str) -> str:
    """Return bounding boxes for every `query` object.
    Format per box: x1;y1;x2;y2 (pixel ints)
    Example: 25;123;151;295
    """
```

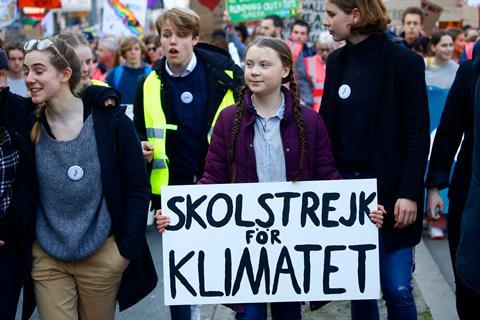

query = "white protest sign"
101;0;147;37
0;0;17;29
162;179;380;305
301;0;326;43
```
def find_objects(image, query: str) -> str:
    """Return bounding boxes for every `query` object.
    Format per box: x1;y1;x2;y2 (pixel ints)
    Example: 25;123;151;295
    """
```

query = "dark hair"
402;7;424;24
234;23;249;42
143;34;160;47
264;15;284;29
428;31;454;57
447;28;463;41
329;0;391;35
28;38;82;143
229;37;305;182
412;35;429;56
5;42;24;57
291;19;310;34
429;30;453;47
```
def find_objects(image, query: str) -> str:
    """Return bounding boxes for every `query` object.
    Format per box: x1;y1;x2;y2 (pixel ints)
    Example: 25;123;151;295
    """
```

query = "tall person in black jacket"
321;0;430;319
426;45;480;318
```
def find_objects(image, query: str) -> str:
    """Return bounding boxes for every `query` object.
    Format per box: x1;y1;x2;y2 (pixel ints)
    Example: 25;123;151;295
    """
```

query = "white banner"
101;0;147;37
162;179;380;305
0;0;17;29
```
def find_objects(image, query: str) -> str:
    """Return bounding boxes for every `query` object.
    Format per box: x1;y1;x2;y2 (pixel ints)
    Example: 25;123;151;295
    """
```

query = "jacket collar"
242;85;294;126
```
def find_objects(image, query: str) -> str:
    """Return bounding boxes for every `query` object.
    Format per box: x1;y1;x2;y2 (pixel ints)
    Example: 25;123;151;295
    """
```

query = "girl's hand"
369;205;386;229
155;209;170;234
394;198;417;229
426;188;444;220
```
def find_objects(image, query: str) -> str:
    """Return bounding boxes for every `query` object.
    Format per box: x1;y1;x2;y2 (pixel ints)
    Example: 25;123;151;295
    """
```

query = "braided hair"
229;37;306;182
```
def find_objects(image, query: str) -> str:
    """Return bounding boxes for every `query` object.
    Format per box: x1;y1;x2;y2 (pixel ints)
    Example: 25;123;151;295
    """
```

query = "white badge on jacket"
68;165;84;181
181;91;193;104
338;84;351;99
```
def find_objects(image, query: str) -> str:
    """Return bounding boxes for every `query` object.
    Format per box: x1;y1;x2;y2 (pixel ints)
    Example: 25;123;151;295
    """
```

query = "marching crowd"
0;0;479;319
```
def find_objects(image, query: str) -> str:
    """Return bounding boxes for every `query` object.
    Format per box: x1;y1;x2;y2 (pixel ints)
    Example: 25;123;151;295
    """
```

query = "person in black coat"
454;52;480;318
0;49;36;320
321;0;430;319
425;49;478;318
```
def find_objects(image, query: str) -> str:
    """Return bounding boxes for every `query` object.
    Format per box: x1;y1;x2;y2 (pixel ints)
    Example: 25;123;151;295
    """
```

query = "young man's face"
403;13;422;42
260;19;277;37
291;25;309;44
8;49;24;74
160;19;199;71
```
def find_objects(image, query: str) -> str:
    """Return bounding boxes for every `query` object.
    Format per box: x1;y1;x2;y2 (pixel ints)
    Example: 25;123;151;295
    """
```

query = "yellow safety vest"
143;70;236;195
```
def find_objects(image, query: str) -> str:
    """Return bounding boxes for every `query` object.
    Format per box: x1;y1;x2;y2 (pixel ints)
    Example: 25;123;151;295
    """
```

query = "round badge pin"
338;84;351;99
68;165;84;181
181;91;193;104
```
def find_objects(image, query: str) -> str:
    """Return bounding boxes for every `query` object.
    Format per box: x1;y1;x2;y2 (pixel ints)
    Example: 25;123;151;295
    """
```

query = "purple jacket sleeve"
313;111;341;180
198;108;233;184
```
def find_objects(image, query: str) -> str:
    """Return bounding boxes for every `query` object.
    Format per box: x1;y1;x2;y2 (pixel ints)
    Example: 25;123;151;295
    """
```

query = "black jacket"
133;44;243;207
0;88;36;320
22;86;157;318
426;60;475;213
456;56;480;295
321;34;430;251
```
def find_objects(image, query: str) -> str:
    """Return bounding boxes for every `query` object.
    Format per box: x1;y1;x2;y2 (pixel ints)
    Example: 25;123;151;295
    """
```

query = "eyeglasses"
147;46;157;52
24;39;70;67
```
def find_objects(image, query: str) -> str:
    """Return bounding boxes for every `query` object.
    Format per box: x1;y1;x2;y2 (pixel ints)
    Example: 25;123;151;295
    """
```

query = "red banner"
18;0;62;9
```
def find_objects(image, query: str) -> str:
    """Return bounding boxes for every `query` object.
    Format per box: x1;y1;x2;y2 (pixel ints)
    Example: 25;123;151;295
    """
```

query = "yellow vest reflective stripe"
143;72;178;195
208;70;236;143
144;69;236;195
91;79;109;86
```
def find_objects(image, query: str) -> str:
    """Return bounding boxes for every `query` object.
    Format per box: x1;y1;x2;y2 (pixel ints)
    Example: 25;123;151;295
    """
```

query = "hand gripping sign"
161;179;380;305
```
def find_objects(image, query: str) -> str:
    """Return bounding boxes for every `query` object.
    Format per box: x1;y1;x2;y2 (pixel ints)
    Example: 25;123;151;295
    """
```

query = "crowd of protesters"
0;1;480;319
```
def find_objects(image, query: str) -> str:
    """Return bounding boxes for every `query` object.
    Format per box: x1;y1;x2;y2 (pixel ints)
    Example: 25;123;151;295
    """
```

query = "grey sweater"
35;115;111;261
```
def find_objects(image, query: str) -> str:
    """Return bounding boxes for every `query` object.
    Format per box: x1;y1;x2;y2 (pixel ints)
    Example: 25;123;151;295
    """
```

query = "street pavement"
19;227;456;319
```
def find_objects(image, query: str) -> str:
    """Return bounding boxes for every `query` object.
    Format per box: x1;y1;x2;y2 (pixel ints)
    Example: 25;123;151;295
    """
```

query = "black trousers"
447;200;480;319
0;217;22;320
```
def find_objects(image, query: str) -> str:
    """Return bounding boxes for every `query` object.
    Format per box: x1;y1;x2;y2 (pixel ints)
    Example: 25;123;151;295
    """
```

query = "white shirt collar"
165;53;197;77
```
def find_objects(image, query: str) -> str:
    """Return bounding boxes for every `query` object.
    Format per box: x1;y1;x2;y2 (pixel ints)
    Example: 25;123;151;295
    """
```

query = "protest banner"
301;0;327;43
161;179;380;305
101;0;147;37
191;0;225;41
226;0;300;23
18;0;61;8
0;0;17;29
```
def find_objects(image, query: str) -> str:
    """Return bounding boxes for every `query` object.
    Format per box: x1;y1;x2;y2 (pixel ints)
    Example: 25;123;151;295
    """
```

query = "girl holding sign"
157;37;385;319
321;0;430;319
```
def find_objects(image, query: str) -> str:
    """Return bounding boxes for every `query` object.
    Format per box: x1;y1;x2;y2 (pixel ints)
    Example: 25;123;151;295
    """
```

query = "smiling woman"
22;37;157;319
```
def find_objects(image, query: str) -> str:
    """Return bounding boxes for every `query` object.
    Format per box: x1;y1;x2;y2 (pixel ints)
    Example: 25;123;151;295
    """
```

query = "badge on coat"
181;91;193;104
68;165;84;181
338;84;351;99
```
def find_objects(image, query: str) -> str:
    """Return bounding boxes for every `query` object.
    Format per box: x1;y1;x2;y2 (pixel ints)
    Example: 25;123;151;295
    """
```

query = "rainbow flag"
107;0;144;36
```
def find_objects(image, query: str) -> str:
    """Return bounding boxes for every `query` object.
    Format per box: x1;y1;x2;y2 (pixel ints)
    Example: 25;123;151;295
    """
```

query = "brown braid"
30;103;47;143
289;78;306;179
229;85;248;183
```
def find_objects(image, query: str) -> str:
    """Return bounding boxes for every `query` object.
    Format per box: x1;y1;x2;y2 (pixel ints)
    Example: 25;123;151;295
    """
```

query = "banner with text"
162;179;380;305
226;0;299;23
